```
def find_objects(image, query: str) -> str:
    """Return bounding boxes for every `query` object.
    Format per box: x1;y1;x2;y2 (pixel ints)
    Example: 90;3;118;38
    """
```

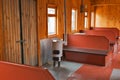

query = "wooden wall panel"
2;0;21;63
65;0;92;32
37;0;87;38
84;0;91;29
37;0;47;40
37;0;47;66
92;0;120;30
1;0;38;66
57;0;64;38
0;0;4;60
37;0;91;65
66;0;72;34
48;0;57;4
95;5;120;30
79;0;86;30
94;0;120;4
21;0;38;66
47;0;64;38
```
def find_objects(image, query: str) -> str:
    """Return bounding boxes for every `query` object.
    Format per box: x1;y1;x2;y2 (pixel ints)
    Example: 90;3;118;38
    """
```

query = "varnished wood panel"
2;0;21;63
95;5;120;30
0;0;4;60
56;0;64;38
66;0;72;34
37;0;48;66
2;0;38;66
37;0;47;39
91;0;120;30
94;0;120;4
21;0;38;66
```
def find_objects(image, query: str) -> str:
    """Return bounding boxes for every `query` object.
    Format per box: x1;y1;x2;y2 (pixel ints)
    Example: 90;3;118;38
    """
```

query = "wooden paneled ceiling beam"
92;3;120;6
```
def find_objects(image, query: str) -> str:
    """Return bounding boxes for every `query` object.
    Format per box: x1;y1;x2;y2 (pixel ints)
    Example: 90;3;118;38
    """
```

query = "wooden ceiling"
93;0;120;4
90;0;120;6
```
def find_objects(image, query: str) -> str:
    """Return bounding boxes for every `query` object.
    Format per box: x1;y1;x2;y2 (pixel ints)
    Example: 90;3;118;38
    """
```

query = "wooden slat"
14;0;21;63
0;0;4;60
13;0;17;63
21;0;29;65
30;0;38;65
13;0;21;63
9;0;12;62
4;0;10;61
29;0;37;66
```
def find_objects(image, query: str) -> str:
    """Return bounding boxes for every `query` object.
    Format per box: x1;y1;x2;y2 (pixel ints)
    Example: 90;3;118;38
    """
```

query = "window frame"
71;8;77;33
47;4;57;37
91;11;94;27
84;11;88;29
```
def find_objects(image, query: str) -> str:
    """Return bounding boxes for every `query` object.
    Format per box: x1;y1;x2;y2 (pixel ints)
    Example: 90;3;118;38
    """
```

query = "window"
71;9;77;32
91;12;94;27
47;6;57;36
84;11;88;29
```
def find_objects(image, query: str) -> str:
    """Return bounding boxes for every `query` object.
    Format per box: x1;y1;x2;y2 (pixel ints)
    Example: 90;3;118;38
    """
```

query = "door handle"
16;40;26;43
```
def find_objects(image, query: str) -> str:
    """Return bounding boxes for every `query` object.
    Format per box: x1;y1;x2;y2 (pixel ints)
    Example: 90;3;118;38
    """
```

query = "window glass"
91;12;94;27
84;17;88;28
84;11;88;28
48;8;56;14
48;17;56;35
71;9;77;31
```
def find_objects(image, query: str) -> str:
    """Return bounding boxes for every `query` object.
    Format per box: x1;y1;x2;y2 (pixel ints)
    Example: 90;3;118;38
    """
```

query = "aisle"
68;42;120;80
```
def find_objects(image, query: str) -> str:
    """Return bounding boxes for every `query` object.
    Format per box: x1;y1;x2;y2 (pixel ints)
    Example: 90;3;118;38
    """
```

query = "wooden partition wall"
92;0;120;30
2;0;21;63
0;0;38;66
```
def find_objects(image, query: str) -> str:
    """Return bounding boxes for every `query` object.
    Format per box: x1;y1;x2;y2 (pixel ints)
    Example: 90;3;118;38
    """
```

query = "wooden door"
2;0;38;66
2;0;21;63
21;0;38;66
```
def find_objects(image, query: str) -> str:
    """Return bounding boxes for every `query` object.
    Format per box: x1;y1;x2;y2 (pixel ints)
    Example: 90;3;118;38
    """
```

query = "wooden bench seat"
63;34;112;66
85;29;118;53
64;46;108;56
63;46;110;66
